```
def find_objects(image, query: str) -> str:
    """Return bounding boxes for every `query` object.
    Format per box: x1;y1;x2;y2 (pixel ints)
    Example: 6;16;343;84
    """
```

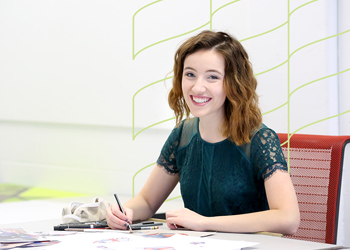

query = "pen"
55;223;107;231
59;221;107;225
132;226;159;230
114;194;133;233
83;227;158;232
83;229;130;233
63;224;105;229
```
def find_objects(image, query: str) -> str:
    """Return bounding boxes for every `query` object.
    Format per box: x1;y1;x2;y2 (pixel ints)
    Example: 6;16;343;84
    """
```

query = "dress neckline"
195;117;228;145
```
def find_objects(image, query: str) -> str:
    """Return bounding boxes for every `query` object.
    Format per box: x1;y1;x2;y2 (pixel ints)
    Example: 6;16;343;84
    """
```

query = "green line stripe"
132;0;242;59
262;102;288;116
132;0;163;19
280;110;350;147
280;140;288;147
132;0;163;60
133;76;173;98
210;0;212;31
290;29;350;59
289;0;318;17
164;196;182;202
254;60;288;76
132;76;173;139
132;163;181;202
291;110;350;136
264;67;350;119
132;162;155;198
290;68;350;97
211;0;241;16
240;21;288;42
133;22;210;59
133;117;176;140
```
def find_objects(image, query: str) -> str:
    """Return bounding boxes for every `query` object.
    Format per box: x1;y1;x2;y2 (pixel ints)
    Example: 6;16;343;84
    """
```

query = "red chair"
278;133;350;244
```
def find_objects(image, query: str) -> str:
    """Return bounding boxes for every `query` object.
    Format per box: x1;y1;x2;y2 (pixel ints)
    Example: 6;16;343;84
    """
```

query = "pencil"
114;194;133;233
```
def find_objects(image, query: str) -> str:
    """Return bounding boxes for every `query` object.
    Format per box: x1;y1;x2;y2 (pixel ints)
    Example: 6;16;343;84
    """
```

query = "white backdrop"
1;0;348;133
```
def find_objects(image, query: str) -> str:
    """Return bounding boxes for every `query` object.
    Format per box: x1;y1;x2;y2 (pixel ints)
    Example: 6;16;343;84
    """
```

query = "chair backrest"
278;133;350;244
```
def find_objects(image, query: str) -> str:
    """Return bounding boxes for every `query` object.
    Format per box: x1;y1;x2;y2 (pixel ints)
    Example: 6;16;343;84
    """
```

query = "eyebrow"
184;66;224;76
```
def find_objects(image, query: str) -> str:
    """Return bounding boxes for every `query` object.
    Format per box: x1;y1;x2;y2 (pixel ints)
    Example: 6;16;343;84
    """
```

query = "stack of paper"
43;231;258;250
0;228;60;249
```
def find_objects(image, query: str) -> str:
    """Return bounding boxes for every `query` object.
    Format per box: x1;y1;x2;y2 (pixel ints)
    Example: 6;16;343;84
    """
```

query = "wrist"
199;215;210;231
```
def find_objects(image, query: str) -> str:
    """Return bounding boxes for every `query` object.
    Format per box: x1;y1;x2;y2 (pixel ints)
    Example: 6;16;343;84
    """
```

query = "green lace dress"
157;117;288;217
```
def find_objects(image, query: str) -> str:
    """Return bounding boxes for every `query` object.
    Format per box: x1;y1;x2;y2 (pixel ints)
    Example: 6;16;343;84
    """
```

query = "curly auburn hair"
168;30;262;145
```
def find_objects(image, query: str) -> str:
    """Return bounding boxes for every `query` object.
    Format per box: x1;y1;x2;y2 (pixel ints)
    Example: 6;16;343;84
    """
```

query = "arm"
166;170;299;234
166;170;300;234
106;164;179;230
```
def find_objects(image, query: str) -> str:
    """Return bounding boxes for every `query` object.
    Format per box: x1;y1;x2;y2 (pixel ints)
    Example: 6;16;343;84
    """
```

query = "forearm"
202;209;299;235
125;166;180;222
123;194;156;221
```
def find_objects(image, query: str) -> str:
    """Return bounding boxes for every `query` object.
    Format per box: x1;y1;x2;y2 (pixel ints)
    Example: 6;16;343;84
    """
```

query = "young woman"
106;30;300;235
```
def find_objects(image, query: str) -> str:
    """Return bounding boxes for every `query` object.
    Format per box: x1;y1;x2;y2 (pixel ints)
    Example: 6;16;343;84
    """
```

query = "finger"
165;209;179;219
167;223;177;230
111;203;130;221
110;203;124;217
107;217;130;230
106;207;130;230
123;207;134;224
166;214;181;230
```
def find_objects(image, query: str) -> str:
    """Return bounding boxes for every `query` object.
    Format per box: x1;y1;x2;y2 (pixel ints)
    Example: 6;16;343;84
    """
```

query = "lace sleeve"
250;128;288;180
156;124;183;175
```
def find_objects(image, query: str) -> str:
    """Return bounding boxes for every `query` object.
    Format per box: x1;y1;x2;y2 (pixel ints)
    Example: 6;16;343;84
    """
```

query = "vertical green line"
132;0;163;60
210;0;212;30
132;98;135;140
132;163;155;197
287;0;291;172
132;15;134;60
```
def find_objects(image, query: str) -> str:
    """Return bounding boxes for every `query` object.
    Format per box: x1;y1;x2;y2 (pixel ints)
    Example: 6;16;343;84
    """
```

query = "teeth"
193;96;210;103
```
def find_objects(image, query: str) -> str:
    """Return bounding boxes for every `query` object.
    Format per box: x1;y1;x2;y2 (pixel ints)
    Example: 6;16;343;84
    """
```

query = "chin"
189;111;208;119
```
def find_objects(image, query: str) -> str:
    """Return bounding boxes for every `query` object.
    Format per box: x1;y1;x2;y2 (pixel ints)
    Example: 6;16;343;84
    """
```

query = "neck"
198;116;226;143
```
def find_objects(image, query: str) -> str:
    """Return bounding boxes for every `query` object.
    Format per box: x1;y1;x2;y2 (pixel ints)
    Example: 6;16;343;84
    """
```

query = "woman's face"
181;49;226;121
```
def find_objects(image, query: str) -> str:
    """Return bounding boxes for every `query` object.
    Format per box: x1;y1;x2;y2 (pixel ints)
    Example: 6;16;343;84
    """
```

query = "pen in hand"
114;194;133;233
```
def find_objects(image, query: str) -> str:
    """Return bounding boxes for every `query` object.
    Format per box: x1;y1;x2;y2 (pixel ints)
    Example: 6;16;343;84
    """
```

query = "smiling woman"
106;30;300;235
169;31;262;145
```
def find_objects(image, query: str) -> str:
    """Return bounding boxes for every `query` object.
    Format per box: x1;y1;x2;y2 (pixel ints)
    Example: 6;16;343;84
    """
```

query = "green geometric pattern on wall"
131;0;350;197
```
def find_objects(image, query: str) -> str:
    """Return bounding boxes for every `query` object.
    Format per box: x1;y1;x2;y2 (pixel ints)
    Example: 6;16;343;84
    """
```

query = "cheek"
220;91;227;102
214;83;227;102
181;79;191;94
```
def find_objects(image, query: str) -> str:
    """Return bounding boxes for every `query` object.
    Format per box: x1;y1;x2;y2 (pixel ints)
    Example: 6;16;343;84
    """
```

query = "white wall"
0;0;349;245
339;0;350;135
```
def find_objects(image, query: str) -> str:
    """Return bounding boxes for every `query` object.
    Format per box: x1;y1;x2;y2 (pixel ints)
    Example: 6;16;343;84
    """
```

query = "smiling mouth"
191;95;212;104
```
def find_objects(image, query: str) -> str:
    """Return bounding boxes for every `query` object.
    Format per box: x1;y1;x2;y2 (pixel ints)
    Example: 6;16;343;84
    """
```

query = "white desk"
0;198;347;250
1;220;346;250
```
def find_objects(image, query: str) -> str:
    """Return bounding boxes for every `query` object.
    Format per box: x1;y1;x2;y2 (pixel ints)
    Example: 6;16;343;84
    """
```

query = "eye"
208;75;219;80
185;72;195;77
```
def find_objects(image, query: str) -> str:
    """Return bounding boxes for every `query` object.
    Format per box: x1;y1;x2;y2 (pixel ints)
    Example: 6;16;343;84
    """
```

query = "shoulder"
178;117;199;149
252;124;281;145
163;118;197;149
238;124;278;161
250;124;283;159
250;124;288;179
167;119;187;141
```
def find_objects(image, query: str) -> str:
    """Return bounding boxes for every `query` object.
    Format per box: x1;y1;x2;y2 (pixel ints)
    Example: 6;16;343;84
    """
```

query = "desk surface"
2;219;347;250
0;197;347;250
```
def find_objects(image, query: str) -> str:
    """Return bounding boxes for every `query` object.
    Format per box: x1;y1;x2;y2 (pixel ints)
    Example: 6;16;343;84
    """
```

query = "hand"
166;208;206;231
105;203;133;230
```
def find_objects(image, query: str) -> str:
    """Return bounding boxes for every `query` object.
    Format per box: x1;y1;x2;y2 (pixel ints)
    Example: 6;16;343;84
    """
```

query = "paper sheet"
39;231;258;250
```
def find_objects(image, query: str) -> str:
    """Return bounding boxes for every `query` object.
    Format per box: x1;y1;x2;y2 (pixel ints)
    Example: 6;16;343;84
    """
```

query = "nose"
192;77;206;94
